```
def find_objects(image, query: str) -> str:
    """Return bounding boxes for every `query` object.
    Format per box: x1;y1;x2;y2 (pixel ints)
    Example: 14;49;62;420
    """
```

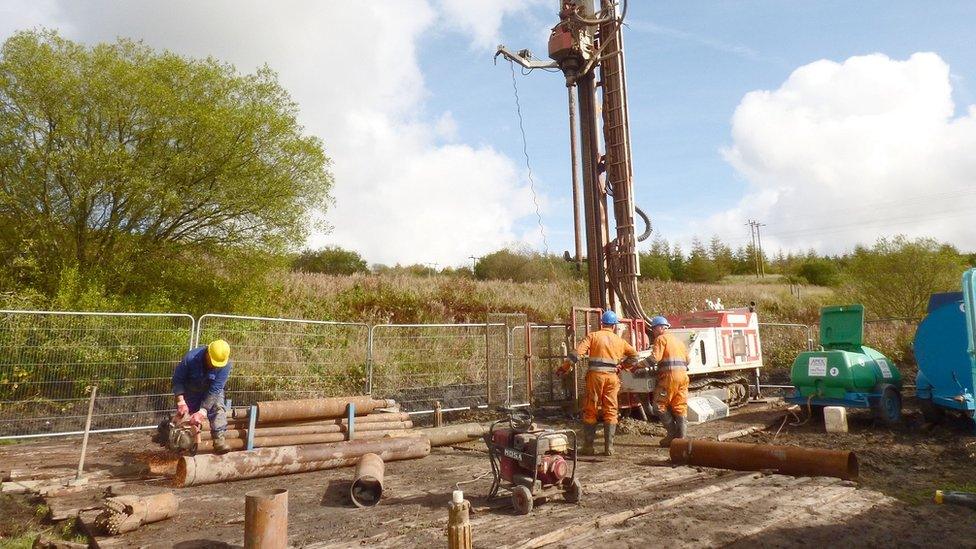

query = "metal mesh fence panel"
864;318;919;380
369;323;492;413
195;315;369;407
0;311;194;438
526;324;572;404
487;313;528;406
757;323;813;384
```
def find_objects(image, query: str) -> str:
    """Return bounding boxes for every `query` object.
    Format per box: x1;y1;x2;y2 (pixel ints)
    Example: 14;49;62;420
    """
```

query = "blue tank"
914;269;976;426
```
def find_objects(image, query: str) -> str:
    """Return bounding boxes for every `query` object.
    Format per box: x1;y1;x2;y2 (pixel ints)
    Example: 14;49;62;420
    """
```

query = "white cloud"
703;52;976;253
435;0;549;51
0;0;542;265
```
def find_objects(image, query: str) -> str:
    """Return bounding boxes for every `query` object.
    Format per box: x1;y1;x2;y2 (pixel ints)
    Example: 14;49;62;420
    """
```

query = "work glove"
175;395;189;417
632;367;651;378
187;410;207;427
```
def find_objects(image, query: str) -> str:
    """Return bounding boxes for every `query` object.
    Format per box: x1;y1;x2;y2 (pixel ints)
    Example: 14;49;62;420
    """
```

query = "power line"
723;202;976;246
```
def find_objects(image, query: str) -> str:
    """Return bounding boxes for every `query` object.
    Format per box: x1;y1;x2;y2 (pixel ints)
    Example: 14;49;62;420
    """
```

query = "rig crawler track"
690;373;753;408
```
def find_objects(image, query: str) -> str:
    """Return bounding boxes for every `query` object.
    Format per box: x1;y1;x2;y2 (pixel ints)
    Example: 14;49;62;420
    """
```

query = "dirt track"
1;402;974;548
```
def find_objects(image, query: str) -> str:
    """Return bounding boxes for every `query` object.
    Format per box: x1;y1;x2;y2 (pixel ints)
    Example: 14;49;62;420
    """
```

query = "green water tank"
790;304;901;405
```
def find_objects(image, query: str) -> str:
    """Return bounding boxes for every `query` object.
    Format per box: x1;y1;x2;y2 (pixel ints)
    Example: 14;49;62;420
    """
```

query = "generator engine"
485;408;581;515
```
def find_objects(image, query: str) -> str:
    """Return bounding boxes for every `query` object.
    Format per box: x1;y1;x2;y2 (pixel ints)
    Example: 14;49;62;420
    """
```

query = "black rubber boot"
580;424;597;455
658;409;675;447
604;423;616;456
213;433;230;454
675;415;688;440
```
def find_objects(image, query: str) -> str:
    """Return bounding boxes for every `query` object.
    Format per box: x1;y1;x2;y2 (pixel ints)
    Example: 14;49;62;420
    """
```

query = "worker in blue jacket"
172;339;233;453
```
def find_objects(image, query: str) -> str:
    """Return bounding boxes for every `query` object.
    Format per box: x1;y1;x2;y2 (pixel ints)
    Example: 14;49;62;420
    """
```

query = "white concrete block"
824;406;848;433
686;395;730;424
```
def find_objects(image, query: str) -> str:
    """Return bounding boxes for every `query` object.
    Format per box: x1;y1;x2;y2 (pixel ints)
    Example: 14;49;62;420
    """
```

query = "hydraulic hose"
635;206;652;242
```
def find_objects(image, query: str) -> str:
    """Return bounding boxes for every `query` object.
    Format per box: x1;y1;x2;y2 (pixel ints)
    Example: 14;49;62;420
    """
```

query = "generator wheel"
873;386;902;425
512;485;533;515
564;478;582;503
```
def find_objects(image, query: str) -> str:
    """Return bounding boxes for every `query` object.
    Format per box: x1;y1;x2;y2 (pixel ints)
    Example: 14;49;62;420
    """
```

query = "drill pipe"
669;439;859;480
256;397;397;424
416;423;487;447
176;435;430;487
196;428;414;453
350;453;384;508
201;412;411;431
244;488;287;549
199;420;413;441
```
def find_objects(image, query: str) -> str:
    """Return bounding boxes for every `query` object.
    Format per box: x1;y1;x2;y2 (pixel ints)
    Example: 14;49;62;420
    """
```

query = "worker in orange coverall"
647;315;690;447
558;310;638;456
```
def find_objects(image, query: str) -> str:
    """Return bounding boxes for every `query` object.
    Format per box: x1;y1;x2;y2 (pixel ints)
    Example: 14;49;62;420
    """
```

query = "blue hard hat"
650;315;670;328
600;310;619;325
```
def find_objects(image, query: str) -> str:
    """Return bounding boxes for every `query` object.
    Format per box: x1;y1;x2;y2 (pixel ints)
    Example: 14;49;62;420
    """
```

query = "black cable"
508;60;556;276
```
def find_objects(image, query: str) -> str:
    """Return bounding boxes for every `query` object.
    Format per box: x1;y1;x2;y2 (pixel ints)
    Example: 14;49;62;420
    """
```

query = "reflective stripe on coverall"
651;332;690;417
574;327;638;425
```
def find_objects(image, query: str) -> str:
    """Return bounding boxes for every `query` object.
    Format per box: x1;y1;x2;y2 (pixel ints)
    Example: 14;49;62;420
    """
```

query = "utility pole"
746;220;759;278
755;221;767;278
746;220;767;279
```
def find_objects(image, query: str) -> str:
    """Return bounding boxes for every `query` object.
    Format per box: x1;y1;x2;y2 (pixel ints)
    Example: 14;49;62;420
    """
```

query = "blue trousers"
185;390;227;435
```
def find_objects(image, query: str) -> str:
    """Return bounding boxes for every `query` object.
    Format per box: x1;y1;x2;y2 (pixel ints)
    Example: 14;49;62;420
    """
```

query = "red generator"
484;408;582;515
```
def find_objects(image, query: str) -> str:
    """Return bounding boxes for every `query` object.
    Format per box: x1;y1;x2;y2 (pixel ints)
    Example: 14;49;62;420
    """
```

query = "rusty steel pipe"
199;421;413;441
244;488;287;549
177;435;431;487
196;428;413;453
669;439;859;480
203;412;411;431
256;397;397;424
417;423;487;447
350;453;384;507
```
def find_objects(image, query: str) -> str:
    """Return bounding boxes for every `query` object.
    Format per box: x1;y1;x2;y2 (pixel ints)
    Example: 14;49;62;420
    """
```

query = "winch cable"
508;59;560;280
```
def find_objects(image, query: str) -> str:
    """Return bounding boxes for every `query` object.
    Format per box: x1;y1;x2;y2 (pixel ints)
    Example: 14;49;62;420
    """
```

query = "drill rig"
497;0;755;409
497;0;646;318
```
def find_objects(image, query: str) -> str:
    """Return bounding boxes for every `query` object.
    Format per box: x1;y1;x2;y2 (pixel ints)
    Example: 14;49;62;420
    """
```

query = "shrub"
292;247;369;275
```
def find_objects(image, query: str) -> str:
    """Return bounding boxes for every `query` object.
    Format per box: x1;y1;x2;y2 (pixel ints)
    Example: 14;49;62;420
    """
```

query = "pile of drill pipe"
191;396;404;453
197;414;413;452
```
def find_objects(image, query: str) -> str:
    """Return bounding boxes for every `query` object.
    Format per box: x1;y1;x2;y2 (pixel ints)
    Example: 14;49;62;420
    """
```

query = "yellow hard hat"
207;339;230;368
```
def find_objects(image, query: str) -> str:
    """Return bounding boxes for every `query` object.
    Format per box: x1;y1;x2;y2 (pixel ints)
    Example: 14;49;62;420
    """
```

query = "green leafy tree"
0;30;331;299
474;248;571;282
639;237;673;281
669;244;687;281
795;258;841;287
292;247;368;275
684;238;723;283
708;235;734;277
638;252;672;281
843;236;967;318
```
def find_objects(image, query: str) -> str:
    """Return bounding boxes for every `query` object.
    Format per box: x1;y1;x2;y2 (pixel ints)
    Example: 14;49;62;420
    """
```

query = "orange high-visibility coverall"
651;331;690;417
573;327;638;425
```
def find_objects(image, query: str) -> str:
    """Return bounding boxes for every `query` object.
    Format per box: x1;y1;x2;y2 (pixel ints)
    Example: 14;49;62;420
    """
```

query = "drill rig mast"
498;3;759;409
497;0;651;323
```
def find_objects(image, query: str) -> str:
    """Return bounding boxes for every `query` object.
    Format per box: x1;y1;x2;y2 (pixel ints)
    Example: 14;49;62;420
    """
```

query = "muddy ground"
1;400;974;548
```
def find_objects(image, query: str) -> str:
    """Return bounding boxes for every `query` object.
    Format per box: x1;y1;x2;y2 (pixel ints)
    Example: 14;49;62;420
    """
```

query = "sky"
2;1;975;266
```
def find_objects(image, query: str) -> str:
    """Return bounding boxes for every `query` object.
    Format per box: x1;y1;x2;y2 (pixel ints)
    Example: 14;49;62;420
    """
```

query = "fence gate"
486;313;528;406
526;324;572;404
0;310;195;438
